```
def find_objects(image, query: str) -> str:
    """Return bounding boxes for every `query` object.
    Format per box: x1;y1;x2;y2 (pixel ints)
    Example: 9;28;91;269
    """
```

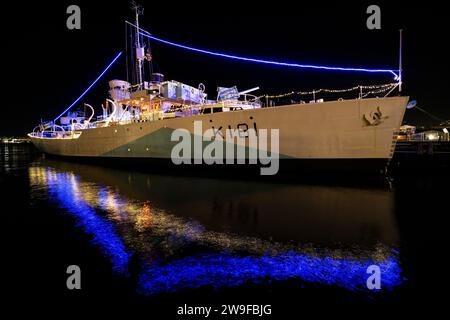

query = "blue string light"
53;51;123;123
130;22;399;79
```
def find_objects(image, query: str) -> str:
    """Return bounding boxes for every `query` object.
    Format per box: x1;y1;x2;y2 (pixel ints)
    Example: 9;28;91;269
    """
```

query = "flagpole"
399;29;403;94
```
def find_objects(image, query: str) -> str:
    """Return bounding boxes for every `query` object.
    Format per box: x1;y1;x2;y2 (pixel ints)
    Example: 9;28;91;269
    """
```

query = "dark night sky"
2;1;449;136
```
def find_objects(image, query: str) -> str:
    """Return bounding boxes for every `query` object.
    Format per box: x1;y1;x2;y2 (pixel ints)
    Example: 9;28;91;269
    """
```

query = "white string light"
255;83;398;100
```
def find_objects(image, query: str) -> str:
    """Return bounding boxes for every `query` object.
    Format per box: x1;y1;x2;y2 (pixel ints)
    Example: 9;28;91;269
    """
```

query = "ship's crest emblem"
363;106;388;126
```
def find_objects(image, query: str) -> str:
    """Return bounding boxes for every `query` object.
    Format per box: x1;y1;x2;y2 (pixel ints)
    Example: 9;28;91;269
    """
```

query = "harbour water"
2;143;447;312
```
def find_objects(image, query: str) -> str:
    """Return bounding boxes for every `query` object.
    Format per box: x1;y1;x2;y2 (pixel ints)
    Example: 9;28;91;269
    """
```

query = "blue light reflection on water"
35;167;403;295
139;253;402;295
45;170;132;274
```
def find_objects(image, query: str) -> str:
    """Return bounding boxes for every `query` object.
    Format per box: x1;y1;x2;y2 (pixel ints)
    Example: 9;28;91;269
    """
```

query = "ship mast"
398;29;403;94
132;1;144;90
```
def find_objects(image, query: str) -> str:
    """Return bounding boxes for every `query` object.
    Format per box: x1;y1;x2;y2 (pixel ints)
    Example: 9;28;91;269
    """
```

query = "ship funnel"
109;80;131;101
146;73;164;94
150;73;164;84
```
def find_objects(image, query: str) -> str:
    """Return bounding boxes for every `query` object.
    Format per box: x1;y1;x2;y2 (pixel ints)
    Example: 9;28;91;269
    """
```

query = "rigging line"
383;82;399;98
53;51;123;123
125;23;129;83
414;106;444;122
125;21;399;79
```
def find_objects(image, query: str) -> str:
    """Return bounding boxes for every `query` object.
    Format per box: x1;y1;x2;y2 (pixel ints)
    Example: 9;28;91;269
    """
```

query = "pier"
395;140;450;156
392;140;450;172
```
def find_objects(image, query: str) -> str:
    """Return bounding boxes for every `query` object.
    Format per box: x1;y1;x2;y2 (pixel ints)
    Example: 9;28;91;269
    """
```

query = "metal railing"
398;132;450;142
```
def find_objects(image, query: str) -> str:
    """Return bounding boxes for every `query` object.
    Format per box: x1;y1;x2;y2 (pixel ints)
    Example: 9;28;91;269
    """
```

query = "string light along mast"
399;29;403;94
132;1;145;91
